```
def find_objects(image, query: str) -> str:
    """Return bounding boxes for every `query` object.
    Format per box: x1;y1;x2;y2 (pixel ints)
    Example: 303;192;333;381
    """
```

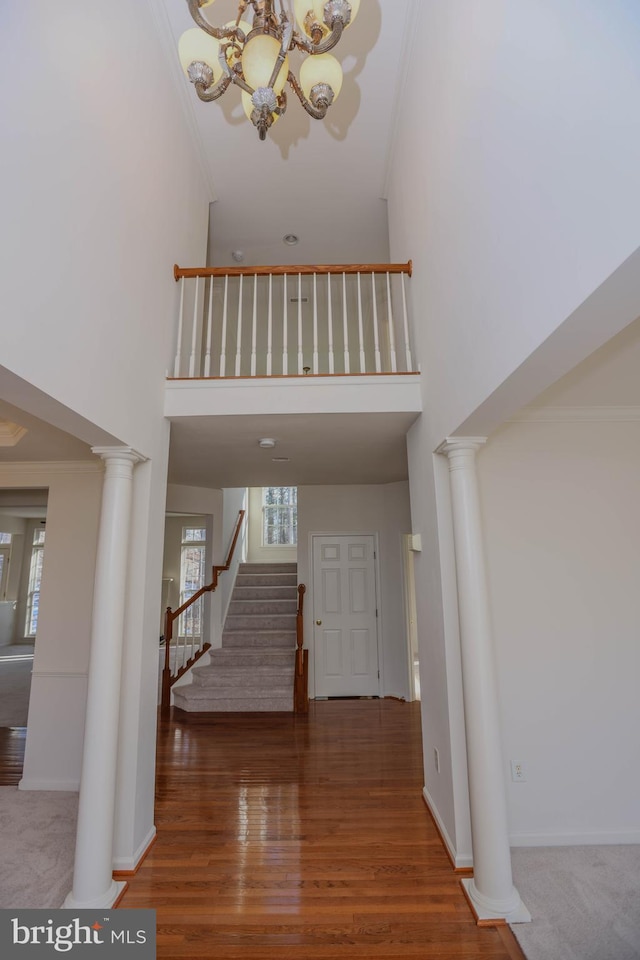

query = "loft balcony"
164;261;422;421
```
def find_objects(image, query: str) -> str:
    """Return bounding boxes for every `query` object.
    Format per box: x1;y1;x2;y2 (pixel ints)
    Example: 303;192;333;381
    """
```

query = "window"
178;526;207;639
262;487;297;546
25;527;46;637
0;533;11;600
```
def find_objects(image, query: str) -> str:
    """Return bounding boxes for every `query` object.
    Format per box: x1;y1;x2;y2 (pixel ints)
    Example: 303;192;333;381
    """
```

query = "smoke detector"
258;438;276;449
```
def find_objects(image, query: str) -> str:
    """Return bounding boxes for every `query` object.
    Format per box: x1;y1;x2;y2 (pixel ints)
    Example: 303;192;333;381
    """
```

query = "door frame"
308;531;384;699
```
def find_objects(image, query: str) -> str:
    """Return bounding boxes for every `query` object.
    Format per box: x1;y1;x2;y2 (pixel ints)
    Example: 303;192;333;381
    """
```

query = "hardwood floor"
0;726;26;785
120;700;526;959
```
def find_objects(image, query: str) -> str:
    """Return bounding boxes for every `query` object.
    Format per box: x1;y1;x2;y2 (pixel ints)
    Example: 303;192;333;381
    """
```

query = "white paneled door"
312;535;380;697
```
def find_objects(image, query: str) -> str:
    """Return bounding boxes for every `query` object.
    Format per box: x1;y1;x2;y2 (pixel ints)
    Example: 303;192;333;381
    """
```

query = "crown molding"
510;405;640;423
0;420;27;447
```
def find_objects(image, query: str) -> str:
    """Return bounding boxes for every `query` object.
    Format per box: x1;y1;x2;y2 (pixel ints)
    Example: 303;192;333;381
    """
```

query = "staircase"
172;563;297;713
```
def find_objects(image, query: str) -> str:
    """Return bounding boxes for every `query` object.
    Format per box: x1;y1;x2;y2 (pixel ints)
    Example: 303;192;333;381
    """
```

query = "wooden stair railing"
161;509;245;716
294;583;308;714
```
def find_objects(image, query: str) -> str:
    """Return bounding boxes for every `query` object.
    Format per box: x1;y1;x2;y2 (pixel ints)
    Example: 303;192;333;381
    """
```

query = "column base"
62;879;127;910
460;877;531;925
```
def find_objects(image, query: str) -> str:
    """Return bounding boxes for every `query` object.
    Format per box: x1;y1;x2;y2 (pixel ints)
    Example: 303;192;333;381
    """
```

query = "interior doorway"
312;534;380;698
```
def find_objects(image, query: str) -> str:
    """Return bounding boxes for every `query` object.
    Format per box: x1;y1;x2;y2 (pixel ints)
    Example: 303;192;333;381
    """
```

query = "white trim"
19;778;79;791
148;0;217;202
167;374;420;391
112;826;157;872
510;830;640;847
0;461;103;478
422;786;474;869
381;0;423;201
32;670;87;678
510;405;640;423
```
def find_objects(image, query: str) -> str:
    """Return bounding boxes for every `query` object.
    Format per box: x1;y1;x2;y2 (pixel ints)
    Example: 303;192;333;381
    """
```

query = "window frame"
261;487;298;548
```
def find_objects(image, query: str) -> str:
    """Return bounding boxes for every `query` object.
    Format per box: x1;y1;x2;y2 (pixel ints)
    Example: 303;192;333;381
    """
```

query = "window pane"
262;489;297;546
33;529;46;545
0;533;12;544
183;527;206;542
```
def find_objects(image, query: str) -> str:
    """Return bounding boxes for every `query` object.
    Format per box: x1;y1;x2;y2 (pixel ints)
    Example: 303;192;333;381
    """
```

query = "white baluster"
312;273;319;374
189;276;200;378
327;273;334;375
342;272;350;374
219;275;228;377
297;273;303;375
251;273;258;377
267;274;273;376
235;275;244;377
174;277;185;377
282;274;288;375
357;271;366;373
371;272;381;373
204;278;214;377
401;273;413;371
386;272;397;373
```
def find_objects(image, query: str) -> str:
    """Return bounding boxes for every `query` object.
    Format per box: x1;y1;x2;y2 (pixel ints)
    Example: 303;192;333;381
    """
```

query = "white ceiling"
160;0;414;267
168;411;417;487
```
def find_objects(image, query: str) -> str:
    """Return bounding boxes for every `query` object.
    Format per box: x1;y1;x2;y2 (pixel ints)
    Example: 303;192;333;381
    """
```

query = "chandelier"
178;0;360;140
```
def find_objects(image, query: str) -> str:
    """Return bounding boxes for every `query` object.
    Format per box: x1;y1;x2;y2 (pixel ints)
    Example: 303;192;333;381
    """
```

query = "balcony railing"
170;262;415;379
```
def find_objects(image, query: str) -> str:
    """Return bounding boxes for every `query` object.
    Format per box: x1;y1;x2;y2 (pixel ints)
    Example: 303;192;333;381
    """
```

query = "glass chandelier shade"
178;0;356;140
178;28;223;84
242;34;289;96
300;53;343;102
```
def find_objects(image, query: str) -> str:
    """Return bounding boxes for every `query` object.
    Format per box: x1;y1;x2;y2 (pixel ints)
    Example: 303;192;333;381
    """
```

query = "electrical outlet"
434;747;440;773
510;760;526;782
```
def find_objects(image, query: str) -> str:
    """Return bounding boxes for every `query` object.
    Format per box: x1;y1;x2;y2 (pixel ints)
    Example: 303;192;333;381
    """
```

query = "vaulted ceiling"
160;0;415;267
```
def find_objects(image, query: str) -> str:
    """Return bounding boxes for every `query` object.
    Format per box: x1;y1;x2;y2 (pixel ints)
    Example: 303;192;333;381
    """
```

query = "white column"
64;446;146;909
439;438;530;924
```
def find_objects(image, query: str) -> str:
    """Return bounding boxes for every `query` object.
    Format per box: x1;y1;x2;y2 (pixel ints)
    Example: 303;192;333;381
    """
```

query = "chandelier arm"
186;0;245;42
267;21;293;90
287;72;329;120
194;75;233;102
291;18;345;56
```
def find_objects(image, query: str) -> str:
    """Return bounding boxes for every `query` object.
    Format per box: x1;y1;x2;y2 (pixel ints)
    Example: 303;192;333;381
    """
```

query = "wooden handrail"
294;584;308;714
174;261;413;281
161;509;246;715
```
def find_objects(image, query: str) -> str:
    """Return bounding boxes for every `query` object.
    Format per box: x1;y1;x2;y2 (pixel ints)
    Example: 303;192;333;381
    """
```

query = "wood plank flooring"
120;700;526;959
0;726;26;785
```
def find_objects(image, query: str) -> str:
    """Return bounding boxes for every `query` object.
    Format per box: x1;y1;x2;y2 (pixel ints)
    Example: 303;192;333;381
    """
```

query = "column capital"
91;446;147;465
436;437;487;458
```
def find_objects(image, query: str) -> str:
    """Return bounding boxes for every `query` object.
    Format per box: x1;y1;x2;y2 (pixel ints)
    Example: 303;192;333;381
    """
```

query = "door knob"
316;620;322;625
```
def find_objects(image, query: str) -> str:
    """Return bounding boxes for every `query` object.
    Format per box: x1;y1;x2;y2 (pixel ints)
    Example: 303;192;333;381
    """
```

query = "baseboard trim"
510;830;640;847
18;778;79;792
422;786;473;871
113;827;157;875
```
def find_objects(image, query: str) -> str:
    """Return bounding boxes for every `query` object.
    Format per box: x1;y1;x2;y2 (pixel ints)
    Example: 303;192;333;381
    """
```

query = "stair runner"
172;562;297;713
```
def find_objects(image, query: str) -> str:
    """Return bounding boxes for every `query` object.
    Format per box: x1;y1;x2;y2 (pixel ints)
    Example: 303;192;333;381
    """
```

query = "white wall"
220;488;248;623
297;482;412;700
1;0;212;867
478;419;640;844
386;0;640;866
388;0;640;443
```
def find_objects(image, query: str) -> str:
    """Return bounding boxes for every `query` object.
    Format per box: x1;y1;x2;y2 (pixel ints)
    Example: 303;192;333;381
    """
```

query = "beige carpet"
0;786;77;908
511;845;640;960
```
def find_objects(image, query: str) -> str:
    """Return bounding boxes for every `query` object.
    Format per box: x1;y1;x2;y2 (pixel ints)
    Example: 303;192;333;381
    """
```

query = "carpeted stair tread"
174;562;299;714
